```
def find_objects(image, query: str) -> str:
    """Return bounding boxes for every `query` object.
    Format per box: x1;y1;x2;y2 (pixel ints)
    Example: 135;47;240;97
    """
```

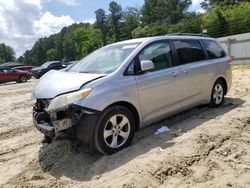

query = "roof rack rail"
167;32;209;37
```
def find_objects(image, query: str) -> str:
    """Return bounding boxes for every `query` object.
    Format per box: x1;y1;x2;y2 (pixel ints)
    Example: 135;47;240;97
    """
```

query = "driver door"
8;68;18;81
135;40;183;125
0;68;13;81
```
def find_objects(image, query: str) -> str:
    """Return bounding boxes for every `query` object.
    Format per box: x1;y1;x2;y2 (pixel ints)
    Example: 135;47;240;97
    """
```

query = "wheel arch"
104;101;140;131
215;76;228;94
19;74;27;78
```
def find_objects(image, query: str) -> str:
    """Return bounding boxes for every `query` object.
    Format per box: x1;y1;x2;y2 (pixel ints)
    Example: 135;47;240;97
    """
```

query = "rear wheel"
94;106;135;154
18;75;27;83
210;79;225;107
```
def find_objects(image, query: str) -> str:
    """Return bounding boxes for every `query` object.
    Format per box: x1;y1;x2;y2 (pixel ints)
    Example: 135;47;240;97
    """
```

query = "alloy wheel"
213;83;224;105
103;114;130;148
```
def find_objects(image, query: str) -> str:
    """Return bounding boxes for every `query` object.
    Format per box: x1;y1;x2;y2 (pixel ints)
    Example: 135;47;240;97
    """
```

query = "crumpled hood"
32;70;105;99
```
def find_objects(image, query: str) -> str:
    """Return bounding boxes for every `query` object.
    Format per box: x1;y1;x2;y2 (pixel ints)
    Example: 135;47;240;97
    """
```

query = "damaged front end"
33;98;100;148
31;70;106;148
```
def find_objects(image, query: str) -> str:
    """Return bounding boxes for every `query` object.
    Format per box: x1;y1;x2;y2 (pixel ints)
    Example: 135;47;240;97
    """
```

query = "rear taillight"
228;57;233;65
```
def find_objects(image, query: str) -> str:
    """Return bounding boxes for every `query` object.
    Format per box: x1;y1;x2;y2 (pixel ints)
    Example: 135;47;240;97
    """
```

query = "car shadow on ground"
38;97;245;182
0;82;19;86
0;80;32;86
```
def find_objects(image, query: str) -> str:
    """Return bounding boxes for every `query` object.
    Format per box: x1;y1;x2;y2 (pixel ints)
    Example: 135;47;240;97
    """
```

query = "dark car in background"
0;67;32;84
62;61;78;67
32;61;64;79
13;66;34;73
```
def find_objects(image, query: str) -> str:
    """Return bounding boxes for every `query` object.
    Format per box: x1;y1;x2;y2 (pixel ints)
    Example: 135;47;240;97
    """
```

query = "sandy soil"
0;66;249;188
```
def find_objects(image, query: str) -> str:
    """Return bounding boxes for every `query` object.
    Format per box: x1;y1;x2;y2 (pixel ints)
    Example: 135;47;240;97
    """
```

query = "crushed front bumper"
33;110;55;137
33;100;101;149
33;108;73;138
34;121;55;137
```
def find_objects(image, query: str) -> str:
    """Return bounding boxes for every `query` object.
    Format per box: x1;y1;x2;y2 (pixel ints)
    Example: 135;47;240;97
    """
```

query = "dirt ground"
0;66;250;188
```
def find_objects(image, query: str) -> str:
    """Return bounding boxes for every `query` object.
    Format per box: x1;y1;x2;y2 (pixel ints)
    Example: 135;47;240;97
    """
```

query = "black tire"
19;75;27;83
94;105;135;155
210;79;226;108
42;135;52;144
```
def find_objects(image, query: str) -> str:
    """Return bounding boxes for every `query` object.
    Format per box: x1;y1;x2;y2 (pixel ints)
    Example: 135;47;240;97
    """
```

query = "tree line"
0;43;15;64
10;0;250;66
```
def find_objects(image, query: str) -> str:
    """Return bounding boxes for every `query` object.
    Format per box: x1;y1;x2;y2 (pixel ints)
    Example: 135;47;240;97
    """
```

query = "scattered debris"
155;126;171;135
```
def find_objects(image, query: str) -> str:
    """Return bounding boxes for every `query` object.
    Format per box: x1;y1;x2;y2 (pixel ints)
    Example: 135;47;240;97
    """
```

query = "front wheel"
94;106;135;155
210;80;225;107
34;75;41;79
18;75;27;83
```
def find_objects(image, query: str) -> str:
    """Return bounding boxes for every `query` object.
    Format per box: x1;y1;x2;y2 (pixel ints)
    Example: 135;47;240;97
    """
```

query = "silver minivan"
32;34;232;154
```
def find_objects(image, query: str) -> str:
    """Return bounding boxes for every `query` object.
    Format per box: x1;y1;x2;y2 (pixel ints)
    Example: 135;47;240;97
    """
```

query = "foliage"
201;0;250;10
47;48;58;61
74;27;102;59
120;7;141;40
132;13;202;38
94;8;108;45
202;2;250;37
108;1;123;42
17;1;250;66
141;0;192;24
0;43;15;63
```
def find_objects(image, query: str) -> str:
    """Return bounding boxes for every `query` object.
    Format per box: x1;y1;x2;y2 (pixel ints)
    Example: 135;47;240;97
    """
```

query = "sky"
0;0;204;58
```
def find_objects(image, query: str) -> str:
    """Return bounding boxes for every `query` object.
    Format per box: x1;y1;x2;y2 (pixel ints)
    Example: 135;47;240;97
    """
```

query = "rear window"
173;39;206;64
202;40;226;59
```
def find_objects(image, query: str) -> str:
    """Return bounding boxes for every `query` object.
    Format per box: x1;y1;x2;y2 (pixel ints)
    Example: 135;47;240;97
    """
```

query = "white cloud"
190;0;205;13
192;0;203;7
34;11;74;36
0;0;76;57
48;0;82;6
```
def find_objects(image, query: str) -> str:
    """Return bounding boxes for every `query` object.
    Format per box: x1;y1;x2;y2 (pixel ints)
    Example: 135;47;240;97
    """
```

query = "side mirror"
140;60;154;72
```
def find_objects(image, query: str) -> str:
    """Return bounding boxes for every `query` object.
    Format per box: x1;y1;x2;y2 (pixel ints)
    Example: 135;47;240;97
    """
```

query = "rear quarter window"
172;39;206;65
202;40;226;59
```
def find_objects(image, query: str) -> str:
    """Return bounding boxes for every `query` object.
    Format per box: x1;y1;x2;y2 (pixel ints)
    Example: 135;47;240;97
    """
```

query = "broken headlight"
46;88;92;113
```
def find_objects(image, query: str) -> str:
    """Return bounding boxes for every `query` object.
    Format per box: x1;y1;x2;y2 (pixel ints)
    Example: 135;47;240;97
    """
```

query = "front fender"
73;75;142;125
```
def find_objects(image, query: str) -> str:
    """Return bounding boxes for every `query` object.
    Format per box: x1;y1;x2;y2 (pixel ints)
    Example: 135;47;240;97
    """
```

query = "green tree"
202;7;228;37
47;48;58;61
223;2;250;35
74;27;102;59
108;1;123;42
132;24;169;38
0;43;15;63
201;0;250;10
121;7;141;39
168;13;202;33
95;8;108;45
32;39;47;65
141;0;192;24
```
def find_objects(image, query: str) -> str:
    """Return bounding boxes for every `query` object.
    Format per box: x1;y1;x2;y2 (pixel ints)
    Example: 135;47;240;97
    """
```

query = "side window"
2;68;9;73
138;41;174;71
126;60;135;75
202;40;226;59
173;39;206;64
49;64;55;68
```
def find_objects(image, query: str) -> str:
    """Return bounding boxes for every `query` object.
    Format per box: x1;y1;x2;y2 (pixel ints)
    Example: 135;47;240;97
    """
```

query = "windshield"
68;43;140;74
40;62;52;69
